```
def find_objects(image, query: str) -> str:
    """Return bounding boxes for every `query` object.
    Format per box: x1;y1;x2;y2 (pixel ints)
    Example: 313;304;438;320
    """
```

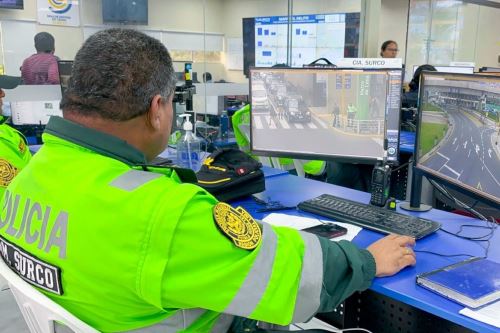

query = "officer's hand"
367;234;416;277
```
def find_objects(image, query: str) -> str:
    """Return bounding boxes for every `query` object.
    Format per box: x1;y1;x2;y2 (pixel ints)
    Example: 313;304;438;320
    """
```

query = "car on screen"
284;95;311;122
252;84;270;111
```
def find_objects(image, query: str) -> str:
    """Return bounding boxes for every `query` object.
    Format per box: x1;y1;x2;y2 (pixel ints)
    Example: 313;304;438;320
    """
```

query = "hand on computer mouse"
367;234;416;277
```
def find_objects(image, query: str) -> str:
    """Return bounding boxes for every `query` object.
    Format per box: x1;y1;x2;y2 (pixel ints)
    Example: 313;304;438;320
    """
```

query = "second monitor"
250;67;403;163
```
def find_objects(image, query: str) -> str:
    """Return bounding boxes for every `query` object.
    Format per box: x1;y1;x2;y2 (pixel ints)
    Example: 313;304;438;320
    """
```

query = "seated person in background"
0;75;31;198
1;28;416;332
325;161;373;192
21;32;60;85
380;40;399;58
402;64;437;108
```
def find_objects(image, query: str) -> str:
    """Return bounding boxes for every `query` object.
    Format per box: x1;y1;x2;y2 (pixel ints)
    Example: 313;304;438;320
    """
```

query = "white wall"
2;1;498;82
0;0;223;76
379;0;409;60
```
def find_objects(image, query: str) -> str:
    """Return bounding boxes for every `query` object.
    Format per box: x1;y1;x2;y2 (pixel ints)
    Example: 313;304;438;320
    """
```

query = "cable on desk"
413;250;476;258
340;328;374;333
292;323;373;333
428;179;489;221
424;179;498;258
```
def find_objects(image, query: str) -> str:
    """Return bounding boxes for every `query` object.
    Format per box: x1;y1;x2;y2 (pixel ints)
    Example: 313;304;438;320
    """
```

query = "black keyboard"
297;194;441;239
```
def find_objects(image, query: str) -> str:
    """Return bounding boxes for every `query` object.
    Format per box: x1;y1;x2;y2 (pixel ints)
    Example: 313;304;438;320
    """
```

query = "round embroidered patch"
213;202;262;250
0;159;18;187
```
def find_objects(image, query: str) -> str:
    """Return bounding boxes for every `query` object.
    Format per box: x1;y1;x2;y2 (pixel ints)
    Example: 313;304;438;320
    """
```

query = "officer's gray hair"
61;28;177;121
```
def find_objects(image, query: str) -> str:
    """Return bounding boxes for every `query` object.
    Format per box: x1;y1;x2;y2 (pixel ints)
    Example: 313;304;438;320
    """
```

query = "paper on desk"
262;213;362;242
459;300;500;328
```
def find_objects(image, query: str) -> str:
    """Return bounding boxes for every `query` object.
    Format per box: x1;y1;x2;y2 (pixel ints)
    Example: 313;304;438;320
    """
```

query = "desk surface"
232;172;499;333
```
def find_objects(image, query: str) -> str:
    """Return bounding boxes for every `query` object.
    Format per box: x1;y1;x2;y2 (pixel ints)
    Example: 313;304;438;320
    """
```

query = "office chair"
0;259;98;333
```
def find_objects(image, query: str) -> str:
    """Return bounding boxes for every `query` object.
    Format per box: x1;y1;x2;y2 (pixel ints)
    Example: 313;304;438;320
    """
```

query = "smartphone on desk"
302;224;348;239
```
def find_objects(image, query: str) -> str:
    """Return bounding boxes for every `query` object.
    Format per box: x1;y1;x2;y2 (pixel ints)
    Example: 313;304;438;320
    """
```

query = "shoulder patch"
18;140;26;154
213;202;262;250
0;159;19;187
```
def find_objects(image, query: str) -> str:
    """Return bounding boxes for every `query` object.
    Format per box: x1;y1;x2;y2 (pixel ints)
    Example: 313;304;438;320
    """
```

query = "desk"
232;172;499;333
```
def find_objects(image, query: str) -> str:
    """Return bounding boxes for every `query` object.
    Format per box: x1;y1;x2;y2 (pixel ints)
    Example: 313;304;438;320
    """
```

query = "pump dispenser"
176;114;201;171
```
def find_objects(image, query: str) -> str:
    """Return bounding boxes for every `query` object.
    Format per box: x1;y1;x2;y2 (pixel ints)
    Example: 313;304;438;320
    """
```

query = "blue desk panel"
231;174;499;333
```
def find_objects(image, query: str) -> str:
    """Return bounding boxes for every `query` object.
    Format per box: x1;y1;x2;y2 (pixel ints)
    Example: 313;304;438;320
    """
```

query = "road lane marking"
475;144;480;154
488;149;492;158
468;149;471;157
265;116;277;129
279;119;290;129
254;116;263;129
294;123;304;129
477;182;483;191
307;122;317;129
316;118;329;129
453;137;457;145
443;164;461;178
463;141;468;149
483;163;500;187
437;152;450;161
455;145;459;151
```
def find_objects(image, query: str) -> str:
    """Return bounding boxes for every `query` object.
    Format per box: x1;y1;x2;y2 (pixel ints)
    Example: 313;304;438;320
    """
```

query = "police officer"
0;75;31;198
0;29;416;332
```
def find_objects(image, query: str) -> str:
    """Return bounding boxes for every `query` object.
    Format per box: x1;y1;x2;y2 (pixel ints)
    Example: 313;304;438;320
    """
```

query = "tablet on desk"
416;257;500;309
302;224;348;239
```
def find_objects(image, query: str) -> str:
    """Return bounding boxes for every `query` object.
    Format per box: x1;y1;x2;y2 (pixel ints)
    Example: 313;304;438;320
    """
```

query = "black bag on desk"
196;148;265;202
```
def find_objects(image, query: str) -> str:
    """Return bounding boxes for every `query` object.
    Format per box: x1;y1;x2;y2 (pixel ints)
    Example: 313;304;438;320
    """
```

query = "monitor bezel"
249;66;403;165
415;71;500;207
412;65;475;75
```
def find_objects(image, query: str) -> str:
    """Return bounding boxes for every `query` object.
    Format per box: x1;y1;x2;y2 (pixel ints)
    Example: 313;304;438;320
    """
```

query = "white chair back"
0;258;98;333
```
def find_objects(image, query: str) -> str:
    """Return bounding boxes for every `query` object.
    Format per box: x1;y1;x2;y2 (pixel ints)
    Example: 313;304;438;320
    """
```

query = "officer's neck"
63;113;157;160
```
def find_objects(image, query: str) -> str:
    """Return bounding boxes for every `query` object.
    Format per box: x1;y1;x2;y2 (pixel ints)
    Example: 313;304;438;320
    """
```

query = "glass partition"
406;0;500;81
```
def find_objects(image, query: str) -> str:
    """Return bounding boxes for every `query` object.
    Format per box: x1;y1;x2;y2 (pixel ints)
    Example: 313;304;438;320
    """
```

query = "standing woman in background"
380;40;399;58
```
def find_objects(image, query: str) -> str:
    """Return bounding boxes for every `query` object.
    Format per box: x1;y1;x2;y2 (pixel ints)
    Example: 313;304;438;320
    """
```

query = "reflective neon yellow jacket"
0;116;376;332
0;117;31;199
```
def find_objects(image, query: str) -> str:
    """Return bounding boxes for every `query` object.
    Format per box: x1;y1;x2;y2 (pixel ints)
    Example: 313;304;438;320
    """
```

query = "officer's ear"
147;94;164;130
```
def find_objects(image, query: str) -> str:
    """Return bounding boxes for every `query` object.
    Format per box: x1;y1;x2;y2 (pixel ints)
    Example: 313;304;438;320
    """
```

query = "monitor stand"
400;165;432;212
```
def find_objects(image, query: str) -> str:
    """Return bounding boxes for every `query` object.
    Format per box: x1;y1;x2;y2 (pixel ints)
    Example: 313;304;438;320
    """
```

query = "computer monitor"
102;0;148;25
242;12;361;77
57;60;73;96
10;100;62;126
412;65;474;75
249;67;403;163
0;0;23;9
415;72;500;207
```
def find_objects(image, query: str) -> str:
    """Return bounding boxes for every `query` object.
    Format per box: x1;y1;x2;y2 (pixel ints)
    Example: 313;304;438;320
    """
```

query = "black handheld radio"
370;162;392;207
